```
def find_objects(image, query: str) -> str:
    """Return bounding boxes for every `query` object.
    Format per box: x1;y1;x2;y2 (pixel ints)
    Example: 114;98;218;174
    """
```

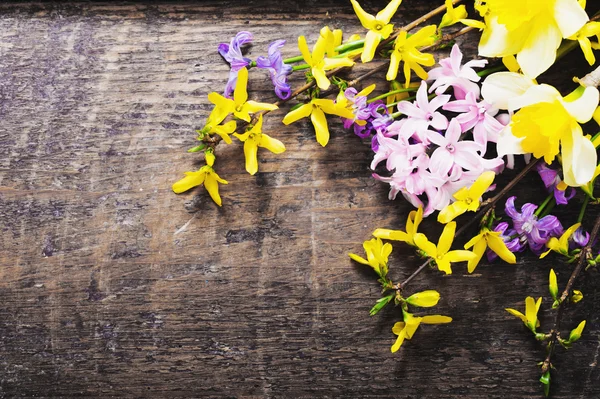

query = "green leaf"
540;371;550;397
369;294;394;316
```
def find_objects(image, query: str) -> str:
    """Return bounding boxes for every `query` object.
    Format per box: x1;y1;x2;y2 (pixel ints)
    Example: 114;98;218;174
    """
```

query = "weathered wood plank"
0;1;599;398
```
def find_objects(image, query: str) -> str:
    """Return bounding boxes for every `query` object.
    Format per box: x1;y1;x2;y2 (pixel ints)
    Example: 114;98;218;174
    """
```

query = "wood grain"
0;1;599;397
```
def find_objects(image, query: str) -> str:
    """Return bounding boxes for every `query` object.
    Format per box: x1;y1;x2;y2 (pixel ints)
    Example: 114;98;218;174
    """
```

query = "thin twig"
541;213;600;374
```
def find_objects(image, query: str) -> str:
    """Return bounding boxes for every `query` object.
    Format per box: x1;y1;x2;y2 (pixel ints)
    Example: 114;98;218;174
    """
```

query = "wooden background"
0;1;599;397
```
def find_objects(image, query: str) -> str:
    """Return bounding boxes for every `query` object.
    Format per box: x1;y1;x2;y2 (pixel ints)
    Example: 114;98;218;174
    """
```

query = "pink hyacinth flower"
428;43;487;100
427;118;485;176
443;91;506;150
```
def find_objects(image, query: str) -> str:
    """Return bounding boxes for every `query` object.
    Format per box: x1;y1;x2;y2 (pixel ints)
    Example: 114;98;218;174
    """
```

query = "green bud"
568;320;586;343
540;371;551;397
405;290;441;308
187;144;207;153
369;294;394;316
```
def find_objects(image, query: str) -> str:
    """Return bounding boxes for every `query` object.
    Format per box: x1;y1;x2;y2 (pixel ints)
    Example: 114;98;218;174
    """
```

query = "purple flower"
256;40;293;100
341;88;391;139
218;31;253;98
572;227;590;248
505;196;563;253
536;162;576;205
486;222;526;261
428;44;487;100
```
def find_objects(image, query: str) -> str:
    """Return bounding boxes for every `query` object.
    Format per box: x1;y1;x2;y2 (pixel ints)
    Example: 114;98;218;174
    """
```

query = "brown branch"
541;213;600;374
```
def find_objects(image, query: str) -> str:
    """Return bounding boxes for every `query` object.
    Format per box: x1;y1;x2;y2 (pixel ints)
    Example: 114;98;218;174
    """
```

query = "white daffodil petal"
554;0;589;38
481;72;536;110
561;86;600;123
508;84;560;111
562;124;597;186
478;16;529;57
496;125;526;158
516;20;562;79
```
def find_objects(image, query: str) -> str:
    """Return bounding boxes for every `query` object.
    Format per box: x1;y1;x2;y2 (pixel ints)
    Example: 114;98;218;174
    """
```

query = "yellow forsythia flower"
506;296;542;332
233;115;285;175
439;0;468;29
571;289;583;303
373;206;423;246
391;312;452;352
208;67;277;122
387;25;437;87
540;222;581;258
464;227;516;273
438;171;496;224
414;221;477;275
282;98;354;146
348;237;392;278
570;22;600;65
297;33;355;90
549;269;559;301
172;166;228;206
350;0;403;63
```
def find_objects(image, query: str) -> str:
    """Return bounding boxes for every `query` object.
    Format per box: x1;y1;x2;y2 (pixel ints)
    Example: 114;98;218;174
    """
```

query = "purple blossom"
486;222;526;261
341;88;391;139
536;162;576;205
443;91;506;150
428;43;487;99
256;40;293;100
396;81;450;144
505;196;563;253
218;31;253;98
572;227;590;248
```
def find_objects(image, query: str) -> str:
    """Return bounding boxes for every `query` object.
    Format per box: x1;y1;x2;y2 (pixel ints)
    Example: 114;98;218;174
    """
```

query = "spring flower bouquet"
173;0;600;395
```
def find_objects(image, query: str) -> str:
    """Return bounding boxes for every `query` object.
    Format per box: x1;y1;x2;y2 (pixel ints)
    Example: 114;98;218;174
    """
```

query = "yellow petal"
298;35;313;65
259;134;286;154
505;308;527;323
357;83;377;97
349;253;370;265
549;269;558;300
204;173;224;206
420;315;452;324
312;67;331;90
172;170;205;194
437;201;468;224
469;171;496;199
376;0;402;23
467;237;487;273
464;232;485;250
350;0;376;30
310;106;330;146
391;329;406;353
414;233;437;258
487;233;517;264
525;296;538;327
361;30;380;63
445;250;477;264
244;139;259;175
282;103;313;125
405;290;440;308
234;67;249;105
386;49;401;81
208;92;235;115
436;258;453;275
372;228;410;242
438;221;457;255
244;100;279;115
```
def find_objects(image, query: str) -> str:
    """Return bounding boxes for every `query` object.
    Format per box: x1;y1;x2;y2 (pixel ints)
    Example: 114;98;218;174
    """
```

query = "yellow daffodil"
348;237;392;278
387;25;437;87
282;98;354;146
414;221;477;275
297;33;355;90
506;296;542;332
571;289;583;303
391;312;452;352
540;222;581;258
172;153;228;206
478;0;589;78
438;171;496;224
373;206;423;246
350;0;403;63
464;227;516;273
208;67;278;122
568;320;586;343
233;115;285;175
405;290;441;308
570;22;600;65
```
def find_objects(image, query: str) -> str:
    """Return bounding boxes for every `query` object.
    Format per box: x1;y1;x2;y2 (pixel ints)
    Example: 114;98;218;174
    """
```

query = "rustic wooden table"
0;1;598;397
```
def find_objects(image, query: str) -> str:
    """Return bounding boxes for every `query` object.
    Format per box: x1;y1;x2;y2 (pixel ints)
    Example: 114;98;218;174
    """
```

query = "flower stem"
541;212;600;375
535;193;555;217
283;55;305;64
367;87;418;104
577;196;590;224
